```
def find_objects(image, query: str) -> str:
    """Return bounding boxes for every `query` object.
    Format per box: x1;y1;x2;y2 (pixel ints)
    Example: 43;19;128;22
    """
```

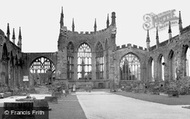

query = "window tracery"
77;43;92;80
120;54;140;80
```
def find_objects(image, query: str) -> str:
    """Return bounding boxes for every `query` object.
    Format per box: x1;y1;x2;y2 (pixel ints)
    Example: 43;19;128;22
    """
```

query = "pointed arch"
2;44;8;61
120;53;141;80
30;57;55;74
168;50;175;80
96;42;104;79
148;57;154;81
30;56;55;85
158;54;165;81
77;43;92;80
182;45;190;76
77;42;92;51
67;42;74;53
95;42;103;55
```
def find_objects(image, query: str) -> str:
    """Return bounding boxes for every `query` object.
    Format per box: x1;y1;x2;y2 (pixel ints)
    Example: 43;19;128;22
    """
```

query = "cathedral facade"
0;9;190;90
56;10;117;88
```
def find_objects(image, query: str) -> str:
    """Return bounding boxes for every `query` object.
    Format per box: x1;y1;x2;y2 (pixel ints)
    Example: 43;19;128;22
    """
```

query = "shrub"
177;77;190;95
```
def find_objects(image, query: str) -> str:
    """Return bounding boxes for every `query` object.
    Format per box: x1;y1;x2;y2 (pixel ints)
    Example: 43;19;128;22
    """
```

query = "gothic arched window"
67;42;74;80
30;57;55;74
96;42;104;79
151;60;154;81
168;50;176;80
158;55;165;81
77;43;92;80
148;57;154;82
161;57;165;81
120;53;140;80
185;46;190;77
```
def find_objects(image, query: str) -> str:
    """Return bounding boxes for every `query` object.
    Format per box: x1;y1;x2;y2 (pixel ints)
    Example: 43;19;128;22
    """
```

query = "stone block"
139;46;143;50
127;43;131;47
133;45;137;48
122;45;126;48
45;96;58;103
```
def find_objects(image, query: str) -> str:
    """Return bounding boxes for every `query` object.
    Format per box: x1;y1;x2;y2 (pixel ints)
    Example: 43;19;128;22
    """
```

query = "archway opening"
120;53;140;80
168;50;176;80
148;57;154;82
96;42;104;79
158;55;165;81
185;47;190;76
30;57;55;85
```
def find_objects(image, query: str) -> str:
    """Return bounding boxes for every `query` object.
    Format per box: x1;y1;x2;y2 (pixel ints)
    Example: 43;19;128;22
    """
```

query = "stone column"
73;52;78;81
175;50;184;80
109;52;115;89
56;50;67;80
91;52;96;81
164;57;170;81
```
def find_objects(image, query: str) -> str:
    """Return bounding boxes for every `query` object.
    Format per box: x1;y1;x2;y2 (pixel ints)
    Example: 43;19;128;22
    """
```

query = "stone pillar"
91;52;96;81
9;65;13;89
56;50;67;80
141;62;146;82
175;50;184;80
17;66;21;88
15;66;18;89
73;52;78;81
8;60;11;88
165;57;170;81
109;52;115;88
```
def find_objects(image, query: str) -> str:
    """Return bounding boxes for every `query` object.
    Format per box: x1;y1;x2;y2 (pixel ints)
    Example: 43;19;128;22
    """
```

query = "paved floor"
76;91;190;119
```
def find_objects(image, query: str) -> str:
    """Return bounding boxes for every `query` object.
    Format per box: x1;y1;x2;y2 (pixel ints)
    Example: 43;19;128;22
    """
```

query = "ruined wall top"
116;43;147;51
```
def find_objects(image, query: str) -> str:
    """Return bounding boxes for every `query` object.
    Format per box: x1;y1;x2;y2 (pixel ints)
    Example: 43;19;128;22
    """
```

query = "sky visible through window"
0;0;190;52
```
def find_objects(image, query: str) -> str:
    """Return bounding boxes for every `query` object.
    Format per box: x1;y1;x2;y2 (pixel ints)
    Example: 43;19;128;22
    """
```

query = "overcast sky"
0;0;189;52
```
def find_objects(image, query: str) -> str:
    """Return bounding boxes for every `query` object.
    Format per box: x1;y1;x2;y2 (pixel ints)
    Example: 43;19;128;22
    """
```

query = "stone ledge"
45;96;58;103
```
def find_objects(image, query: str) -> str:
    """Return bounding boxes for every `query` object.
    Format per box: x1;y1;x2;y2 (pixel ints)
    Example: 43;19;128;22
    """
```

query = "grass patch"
49;94;87;119
114;91;190;105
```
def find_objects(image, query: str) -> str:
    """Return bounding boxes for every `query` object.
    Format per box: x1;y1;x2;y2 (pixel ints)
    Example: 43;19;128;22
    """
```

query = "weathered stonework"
0;29;23;91
1;10;190;89
56;50;67;80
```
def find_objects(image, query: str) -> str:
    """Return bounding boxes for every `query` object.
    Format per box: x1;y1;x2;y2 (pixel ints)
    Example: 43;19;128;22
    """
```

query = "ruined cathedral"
0;8;190;90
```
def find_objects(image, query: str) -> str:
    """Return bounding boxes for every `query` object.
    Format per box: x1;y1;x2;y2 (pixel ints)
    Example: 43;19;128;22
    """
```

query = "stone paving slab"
77;91;190;119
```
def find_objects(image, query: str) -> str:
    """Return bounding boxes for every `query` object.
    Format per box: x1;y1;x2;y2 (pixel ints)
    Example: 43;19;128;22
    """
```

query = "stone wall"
56;23;117;88
0;29;23;91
